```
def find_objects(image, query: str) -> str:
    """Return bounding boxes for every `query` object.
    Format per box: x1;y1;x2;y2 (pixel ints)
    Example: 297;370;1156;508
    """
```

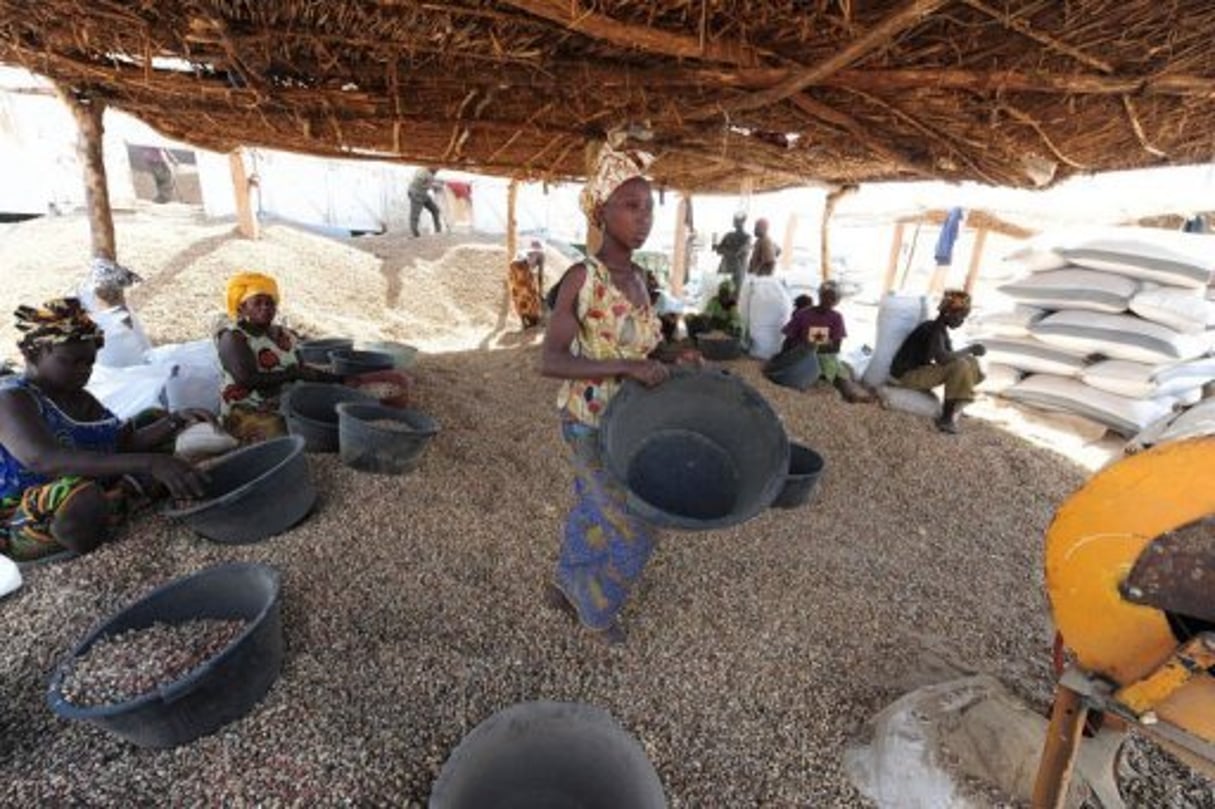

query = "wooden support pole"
882;222;906;294
1032;685;1089;809
63;92;116;261
671;195;689;296
780;214;797;272
963;227;989;294
506;179;519;264
821;186;853;282
928;263;950;295
228;149;259;240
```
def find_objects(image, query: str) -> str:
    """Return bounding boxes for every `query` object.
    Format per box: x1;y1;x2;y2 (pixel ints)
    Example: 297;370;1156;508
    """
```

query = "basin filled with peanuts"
47;563;284;749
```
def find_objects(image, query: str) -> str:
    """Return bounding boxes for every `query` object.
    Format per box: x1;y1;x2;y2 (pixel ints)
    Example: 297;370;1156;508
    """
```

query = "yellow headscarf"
578;140;655;222
225;272;280;319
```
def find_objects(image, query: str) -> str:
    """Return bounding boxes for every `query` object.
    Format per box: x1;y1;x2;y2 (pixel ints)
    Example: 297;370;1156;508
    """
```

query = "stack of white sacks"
972;227;1215;439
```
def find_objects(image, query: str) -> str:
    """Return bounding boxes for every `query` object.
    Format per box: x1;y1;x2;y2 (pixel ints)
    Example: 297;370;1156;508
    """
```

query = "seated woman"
0;299;209;562
508;241;545;330
217;272;337;444
645;271;682;343
780;282;872;402
686;280;743;340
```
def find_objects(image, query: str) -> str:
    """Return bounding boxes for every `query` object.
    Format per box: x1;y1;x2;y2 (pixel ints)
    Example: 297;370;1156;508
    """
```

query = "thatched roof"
2;1;1214;192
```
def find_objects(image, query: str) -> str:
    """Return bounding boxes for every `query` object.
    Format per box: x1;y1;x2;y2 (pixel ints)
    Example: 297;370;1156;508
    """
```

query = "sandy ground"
0;206;1209;806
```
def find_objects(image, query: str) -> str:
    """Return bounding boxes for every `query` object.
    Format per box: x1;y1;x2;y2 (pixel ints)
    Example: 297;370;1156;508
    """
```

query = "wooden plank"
820;186;854;281
963;227;989;293
671;196;689;296
64;94;116;260
228;149;260;240
927;265;949;294
883;222;906;294
1032;685;1089;809
781;214;797;272
506;179;519;264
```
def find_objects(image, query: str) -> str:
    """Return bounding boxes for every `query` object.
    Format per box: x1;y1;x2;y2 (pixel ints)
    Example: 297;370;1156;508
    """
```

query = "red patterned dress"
218;322;301;443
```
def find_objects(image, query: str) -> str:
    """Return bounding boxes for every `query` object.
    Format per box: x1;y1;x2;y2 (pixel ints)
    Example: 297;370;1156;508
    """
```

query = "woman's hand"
969;343;987;358
626;359;670;387
146;455;209;500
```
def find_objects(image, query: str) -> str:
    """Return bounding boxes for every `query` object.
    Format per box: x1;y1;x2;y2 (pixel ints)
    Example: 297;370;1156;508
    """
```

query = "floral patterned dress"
218;322;301;443
557;257;662;427
552;257;663;633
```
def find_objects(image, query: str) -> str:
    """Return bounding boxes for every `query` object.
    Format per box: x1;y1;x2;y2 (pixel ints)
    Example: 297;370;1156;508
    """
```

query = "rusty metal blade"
1123;516;1215;625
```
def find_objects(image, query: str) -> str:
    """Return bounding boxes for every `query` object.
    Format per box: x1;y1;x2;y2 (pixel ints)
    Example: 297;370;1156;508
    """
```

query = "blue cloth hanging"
933;207;965;266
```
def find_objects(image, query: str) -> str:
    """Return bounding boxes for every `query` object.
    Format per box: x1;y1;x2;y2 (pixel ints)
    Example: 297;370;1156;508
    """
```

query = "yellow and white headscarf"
578;139;654;222
225;272;280;319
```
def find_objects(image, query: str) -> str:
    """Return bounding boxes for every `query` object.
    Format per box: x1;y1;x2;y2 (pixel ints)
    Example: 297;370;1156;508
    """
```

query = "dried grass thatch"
2;1;1214;191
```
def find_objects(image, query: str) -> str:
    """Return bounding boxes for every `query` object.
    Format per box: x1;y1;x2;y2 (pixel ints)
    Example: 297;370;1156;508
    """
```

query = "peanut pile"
60;619;245;707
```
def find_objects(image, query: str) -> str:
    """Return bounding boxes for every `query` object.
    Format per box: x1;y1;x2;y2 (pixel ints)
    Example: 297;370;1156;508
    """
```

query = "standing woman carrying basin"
539;138;698;645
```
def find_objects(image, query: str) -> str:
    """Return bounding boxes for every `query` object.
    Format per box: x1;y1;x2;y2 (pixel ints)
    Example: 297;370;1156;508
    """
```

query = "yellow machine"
1035;436;1215;807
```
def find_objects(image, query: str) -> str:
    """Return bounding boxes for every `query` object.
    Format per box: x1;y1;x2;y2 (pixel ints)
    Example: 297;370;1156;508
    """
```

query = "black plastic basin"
771;442;826;510
336;402;439;475
163;435;314;543
695;333;742;361
297;337;353;366
329;349;395;376
762;345;822;392
283;382;375;452
600;368;789;531
429;701;666;809
46;563;283;749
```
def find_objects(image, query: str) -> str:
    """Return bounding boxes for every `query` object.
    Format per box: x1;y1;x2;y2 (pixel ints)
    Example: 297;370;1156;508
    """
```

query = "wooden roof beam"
500;0;764;67
686;0;951;120
825;68;1215;98
958;0;1114;74
788;93;935;178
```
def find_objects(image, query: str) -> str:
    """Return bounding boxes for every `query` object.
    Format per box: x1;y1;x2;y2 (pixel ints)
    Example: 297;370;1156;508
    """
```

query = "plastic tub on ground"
336;402;439;475
599;368;788;531
297;337;353;366
283;382;375;452
696;332;743;361
771;442;826;509
46;562;284;749
429;701;666;809
762;345;822;392
328;349;395;376
162;435;315;543
360;341;419;370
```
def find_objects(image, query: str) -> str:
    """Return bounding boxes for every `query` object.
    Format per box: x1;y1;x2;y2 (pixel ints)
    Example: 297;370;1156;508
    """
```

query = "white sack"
1030;310;1213;364
861;294;931;388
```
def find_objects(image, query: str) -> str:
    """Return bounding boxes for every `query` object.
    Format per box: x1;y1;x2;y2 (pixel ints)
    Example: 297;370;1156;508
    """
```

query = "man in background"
714;212;752;293
748;217;780;276
408;167;443;237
